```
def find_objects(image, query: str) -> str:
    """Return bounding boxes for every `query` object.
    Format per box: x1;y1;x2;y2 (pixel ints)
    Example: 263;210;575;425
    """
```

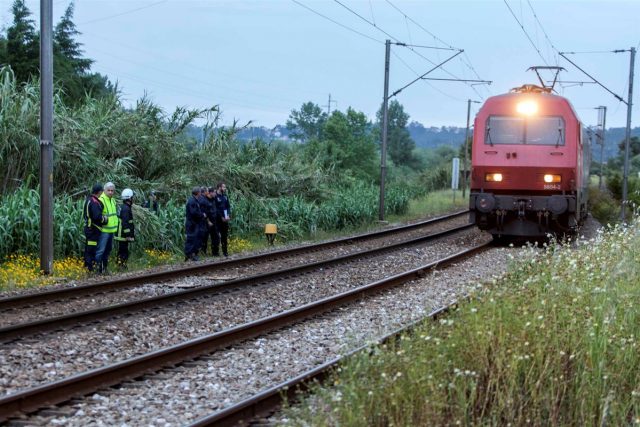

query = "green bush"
588;185;619;225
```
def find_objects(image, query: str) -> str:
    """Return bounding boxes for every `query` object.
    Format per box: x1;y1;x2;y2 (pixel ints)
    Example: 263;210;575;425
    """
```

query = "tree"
376;100;421;170
306;108;377;181
286;101;327;142
6;0;39;82
54;2;92;73
617;136;640;158
54;2;111;103
0;34;7;66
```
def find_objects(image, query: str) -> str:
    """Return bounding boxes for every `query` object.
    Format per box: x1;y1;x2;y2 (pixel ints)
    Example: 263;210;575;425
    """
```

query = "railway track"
0;216;472;342
0;210;468;313
190;303;457;427
0;240;492;423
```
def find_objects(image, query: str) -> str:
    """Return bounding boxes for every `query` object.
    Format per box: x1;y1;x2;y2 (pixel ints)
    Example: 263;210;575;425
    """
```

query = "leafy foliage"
5;0;39;83
376;100;421;170
304;108;378;182
1;0;112;104
286;101;327;142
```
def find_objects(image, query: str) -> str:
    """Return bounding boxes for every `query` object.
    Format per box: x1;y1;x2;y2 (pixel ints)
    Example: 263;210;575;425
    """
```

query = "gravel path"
0;228;486;396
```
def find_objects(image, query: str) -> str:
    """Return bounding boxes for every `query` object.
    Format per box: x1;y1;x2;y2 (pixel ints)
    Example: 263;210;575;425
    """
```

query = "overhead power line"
291;0;382;44
391;50;466;101
79;1;168;25
558;51;627;104
333;0;400;44
331;0;481;96
384;0;458;50
526;0;559;63
382;0;489;99
391;50;464;97
503;0;548;65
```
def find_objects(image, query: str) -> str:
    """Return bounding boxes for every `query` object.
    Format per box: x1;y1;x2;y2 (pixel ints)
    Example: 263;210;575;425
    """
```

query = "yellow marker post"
264;223;277;245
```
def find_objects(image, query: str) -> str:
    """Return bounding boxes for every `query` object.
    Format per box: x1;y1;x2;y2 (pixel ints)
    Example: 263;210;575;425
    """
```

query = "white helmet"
121;188;134;200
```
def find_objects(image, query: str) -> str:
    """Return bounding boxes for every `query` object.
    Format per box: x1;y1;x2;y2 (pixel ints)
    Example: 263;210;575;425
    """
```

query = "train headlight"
543;174;561;183
485;173;503;182
516;100;538;116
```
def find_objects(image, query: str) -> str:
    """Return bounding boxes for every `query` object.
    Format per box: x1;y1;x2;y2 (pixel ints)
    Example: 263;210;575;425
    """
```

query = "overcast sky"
2;0;639;129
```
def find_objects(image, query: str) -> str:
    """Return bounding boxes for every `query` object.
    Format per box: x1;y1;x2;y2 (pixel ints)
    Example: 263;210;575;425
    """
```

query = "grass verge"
0;236;255;292
282;218;640;426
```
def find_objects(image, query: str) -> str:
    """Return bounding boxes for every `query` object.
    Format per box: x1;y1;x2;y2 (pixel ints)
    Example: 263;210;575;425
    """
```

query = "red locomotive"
469;81;590;238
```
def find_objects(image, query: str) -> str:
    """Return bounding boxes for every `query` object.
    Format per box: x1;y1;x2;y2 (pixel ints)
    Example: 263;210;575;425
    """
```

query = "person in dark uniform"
184;187;205;261
83;184;107;272
143;190;159;214
115;188;135;270
201;186;219;256
197;186;213;256
213;181;231;257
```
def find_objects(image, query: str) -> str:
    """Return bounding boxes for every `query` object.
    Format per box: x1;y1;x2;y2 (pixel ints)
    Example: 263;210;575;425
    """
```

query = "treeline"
0;0;112;105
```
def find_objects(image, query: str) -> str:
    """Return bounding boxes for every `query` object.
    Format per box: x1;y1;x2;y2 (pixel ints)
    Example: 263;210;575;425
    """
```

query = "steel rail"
0;241;490;422
0;210;468;311
0;223;473;342
189;305;456;427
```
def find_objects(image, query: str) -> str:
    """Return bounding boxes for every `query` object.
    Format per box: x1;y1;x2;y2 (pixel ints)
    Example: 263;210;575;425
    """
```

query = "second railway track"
0;210;468;315
0;211;470;336
0;238;494;423
0;221;487;400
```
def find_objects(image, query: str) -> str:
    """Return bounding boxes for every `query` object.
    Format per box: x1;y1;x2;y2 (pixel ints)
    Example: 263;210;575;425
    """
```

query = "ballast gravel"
0;228;486;395
31;245;514;426
0;215;469;326
5;218;602;425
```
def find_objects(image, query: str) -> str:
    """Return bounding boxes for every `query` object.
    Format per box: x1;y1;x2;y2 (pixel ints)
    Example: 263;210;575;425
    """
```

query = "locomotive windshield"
485;116;565;146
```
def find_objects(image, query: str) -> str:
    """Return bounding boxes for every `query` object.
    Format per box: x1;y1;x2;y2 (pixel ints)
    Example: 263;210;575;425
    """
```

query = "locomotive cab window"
486;116;565;146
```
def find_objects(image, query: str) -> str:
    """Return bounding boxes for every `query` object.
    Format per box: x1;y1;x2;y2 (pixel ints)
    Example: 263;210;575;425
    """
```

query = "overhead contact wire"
503;0;548;65
291;0;383;44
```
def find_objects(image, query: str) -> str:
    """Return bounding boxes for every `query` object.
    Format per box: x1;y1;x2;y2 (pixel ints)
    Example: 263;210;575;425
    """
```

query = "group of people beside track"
82;182;135;273
82;181;231;273
184;182;231;261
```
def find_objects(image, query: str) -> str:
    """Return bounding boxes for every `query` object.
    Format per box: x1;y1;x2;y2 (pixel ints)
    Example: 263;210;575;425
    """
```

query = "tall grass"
0;183;412;260
284;218;640;425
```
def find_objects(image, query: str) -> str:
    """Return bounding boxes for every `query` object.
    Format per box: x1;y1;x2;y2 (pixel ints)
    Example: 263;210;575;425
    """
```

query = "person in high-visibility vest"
83;183;107;272
96;182;119;273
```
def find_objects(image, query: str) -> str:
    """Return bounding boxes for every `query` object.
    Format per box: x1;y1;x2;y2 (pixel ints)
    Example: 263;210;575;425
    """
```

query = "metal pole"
597;106;606;190
379;39;390;221
40;0;54;274
462;99;471;198
621;47;635;222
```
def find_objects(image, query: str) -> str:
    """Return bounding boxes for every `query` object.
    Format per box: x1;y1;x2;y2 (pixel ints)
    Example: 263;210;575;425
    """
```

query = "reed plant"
0;182;411;260
283;218;640;426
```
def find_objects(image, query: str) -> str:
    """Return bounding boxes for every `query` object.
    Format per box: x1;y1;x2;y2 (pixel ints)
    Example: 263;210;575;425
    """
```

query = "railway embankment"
281;216;639;426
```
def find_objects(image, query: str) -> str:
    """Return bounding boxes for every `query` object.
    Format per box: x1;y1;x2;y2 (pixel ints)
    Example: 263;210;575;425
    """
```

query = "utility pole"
40;0;54;274
462;99;480;198
379;40;391;221
375;42;488;221
621;47;635;222
324;94;337;115
596;106;607;190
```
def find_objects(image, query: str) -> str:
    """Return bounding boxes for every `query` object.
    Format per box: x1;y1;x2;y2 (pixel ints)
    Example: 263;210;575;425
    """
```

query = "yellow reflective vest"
98;193;119;233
